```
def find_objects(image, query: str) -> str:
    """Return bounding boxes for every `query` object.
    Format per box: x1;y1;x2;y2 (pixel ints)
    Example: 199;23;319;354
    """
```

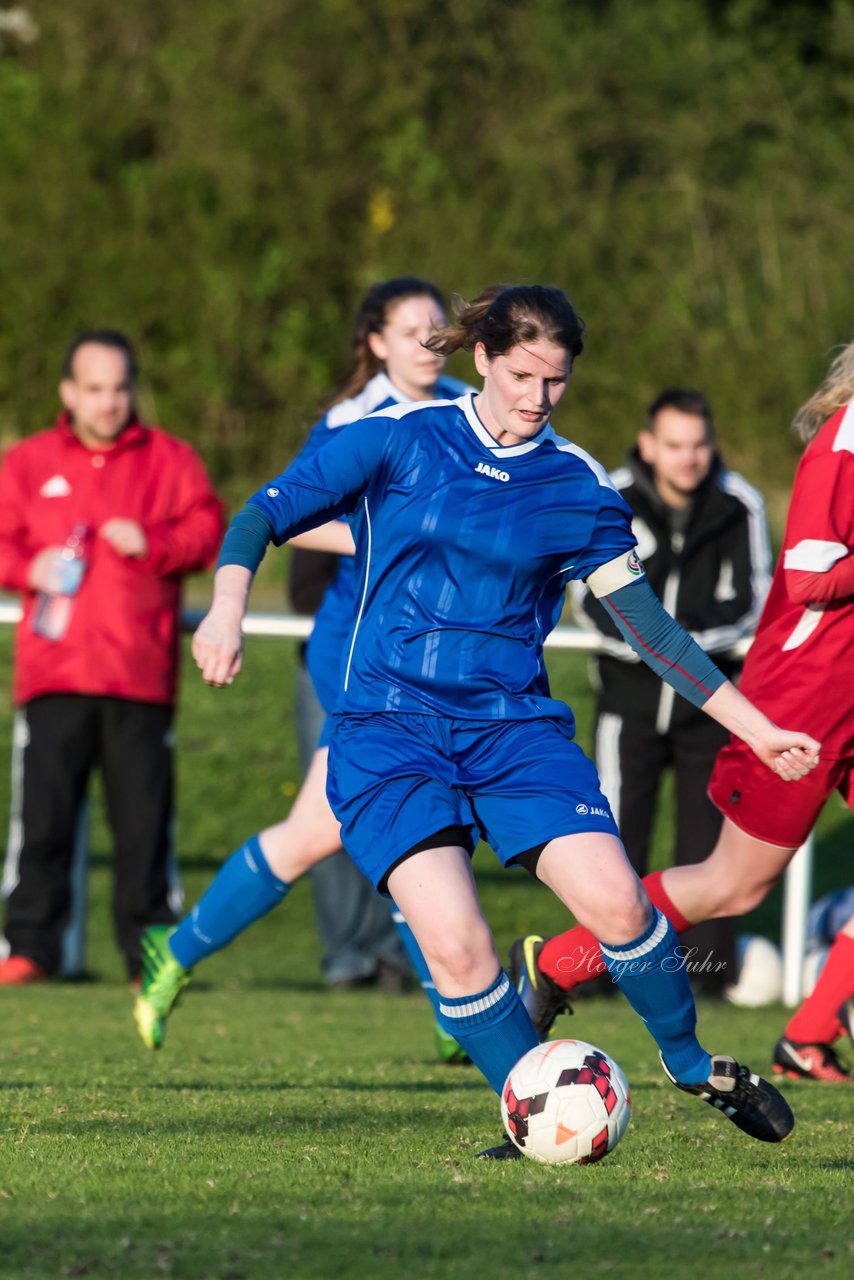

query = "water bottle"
31;523;89;641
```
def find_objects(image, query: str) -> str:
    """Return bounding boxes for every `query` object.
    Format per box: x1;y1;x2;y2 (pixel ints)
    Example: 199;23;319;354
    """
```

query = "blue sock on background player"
391;905;441;1013
437;971;537;1094
600;909;710;1085
169;833;290;969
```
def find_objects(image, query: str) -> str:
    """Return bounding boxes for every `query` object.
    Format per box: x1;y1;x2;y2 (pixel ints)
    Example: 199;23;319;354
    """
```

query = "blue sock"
391;905;441;1015
437;971;537;1094
600;909;711;1086
169;834;290;969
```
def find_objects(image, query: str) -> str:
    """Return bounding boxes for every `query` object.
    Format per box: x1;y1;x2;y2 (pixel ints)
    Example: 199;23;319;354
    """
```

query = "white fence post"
781;835;814;1007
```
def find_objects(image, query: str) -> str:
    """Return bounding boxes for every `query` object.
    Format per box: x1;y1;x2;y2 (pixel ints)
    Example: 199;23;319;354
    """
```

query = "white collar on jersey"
461;393;549;457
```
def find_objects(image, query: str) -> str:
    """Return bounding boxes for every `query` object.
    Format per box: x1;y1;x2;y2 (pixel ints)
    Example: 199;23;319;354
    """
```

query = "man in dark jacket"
0;330;225;983
572;388;772;994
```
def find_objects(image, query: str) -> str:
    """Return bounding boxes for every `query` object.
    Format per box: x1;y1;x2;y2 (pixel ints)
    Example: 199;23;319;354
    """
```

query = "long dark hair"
330;277;445;406
426;285;585;362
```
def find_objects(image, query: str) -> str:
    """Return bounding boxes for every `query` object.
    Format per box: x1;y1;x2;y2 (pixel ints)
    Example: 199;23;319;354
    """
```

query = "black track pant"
594;705;737;995
2;694;177;978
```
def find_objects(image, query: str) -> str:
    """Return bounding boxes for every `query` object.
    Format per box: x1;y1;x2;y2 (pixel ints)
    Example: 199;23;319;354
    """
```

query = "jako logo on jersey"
576;802;611;818
474;461;510;483
40;475;71;498
626;550;643;576
266;487;280;497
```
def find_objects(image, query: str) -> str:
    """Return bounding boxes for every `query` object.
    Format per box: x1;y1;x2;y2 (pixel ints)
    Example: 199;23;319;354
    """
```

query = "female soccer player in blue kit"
193;285;819;1158
134;278;472;1053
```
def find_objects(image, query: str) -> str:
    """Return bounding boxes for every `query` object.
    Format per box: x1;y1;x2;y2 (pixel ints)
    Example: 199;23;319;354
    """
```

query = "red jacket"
0;414;225;706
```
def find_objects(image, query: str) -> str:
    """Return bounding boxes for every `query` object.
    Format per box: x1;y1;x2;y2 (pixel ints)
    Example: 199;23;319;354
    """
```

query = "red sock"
539;870;695;992
644;869;693;934
784;933;854;1045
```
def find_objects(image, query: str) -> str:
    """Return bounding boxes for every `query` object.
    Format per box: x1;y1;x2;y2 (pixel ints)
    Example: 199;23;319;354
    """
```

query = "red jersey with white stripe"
734;403;854;758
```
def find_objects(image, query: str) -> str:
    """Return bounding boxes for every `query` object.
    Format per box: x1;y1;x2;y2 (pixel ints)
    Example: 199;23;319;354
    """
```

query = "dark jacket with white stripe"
572;448;772;732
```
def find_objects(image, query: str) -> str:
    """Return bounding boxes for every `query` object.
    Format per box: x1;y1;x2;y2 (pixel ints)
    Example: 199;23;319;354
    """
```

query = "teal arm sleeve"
600;577;727;708
216;504;276;573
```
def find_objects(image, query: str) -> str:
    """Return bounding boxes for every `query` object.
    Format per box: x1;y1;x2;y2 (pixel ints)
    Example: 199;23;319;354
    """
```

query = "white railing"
0;597;812;1002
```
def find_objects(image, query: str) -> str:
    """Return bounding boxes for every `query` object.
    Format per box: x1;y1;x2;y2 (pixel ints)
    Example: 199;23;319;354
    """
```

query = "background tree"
0;0;852;510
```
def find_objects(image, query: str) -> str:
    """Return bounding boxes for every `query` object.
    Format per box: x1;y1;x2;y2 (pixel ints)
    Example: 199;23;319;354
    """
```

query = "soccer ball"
500;1039;631;1165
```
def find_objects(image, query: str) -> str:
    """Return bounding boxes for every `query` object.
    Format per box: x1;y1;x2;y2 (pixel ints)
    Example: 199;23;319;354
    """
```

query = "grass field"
0;628;852;1279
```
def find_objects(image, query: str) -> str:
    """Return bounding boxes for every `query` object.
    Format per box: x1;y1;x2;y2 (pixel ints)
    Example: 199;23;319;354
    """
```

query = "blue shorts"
326;713;619;892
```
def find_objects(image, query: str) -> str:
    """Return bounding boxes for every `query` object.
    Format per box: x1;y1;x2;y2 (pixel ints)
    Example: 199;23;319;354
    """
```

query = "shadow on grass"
29;1095;481;1140
146;1077;484;1094
1;1187;843;1280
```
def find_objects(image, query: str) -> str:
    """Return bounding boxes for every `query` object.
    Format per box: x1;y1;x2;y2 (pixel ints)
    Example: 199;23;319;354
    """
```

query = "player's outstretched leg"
509;870;693;1024
600;908;794;1142
507;934;574;1038
133;833;290;1049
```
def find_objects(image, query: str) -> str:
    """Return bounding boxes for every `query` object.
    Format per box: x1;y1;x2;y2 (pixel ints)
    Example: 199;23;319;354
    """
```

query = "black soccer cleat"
661;1052;795;1142
507;935;574;1039
475;1133;522;1160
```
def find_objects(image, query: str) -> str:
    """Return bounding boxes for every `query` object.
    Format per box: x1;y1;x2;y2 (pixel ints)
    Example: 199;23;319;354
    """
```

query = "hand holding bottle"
30;524;89;641
28;545;85;594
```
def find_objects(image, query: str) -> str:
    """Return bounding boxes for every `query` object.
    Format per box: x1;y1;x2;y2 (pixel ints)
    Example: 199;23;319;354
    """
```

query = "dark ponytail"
426;284;584;362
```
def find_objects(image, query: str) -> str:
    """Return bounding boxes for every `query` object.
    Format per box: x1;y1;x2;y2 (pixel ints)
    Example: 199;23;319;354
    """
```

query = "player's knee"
595;881;651;945
426;921;494;988
716;877;776;917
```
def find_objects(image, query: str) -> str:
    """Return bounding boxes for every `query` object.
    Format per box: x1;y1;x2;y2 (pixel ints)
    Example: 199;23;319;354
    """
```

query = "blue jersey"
252;394;635;729
298;372;472;712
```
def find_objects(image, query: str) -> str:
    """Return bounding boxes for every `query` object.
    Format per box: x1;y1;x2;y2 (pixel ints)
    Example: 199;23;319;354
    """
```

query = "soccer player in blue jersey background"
192;284;819;1157
134;278;472;1055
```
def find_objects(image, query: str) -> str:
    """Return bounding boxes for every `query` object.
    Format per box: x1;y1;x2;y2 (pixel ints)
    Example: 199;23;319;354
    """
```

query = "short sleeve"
571;488;636;583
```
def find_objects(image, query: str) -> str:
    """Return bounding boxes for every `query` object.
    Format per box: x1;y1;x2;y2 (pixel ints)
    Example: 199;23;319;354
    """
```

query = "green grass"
0;630;852;1279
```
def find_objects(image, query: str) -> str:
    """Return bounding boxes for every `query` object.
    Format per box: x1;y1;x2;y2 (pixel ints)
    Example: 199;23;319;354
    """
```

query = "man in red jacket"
0;330;225;983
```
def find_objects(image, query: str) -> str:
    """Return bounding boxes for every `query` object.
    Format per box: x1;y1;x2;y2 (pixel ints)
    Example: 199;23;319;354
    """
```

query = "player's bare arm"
700;681;820;779
288;520;355;556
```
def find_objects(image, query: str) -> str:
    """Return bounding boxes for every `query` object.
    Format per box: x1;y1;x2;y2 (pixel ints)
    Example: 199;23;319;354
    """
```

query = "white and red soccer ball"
501;1039;631;1164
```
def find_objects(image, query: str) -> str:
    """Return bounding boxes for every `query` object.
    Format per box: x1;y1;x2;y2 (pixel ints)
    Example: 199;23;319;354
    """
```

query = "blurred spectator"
572;389;771;994
0;330;225;983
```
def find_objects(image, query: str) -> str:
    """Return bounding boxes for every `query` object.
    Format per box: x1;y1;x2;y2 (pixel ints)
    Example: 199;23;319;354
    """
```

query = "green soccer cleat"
434;1019;471;1065
133;925;192;1050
